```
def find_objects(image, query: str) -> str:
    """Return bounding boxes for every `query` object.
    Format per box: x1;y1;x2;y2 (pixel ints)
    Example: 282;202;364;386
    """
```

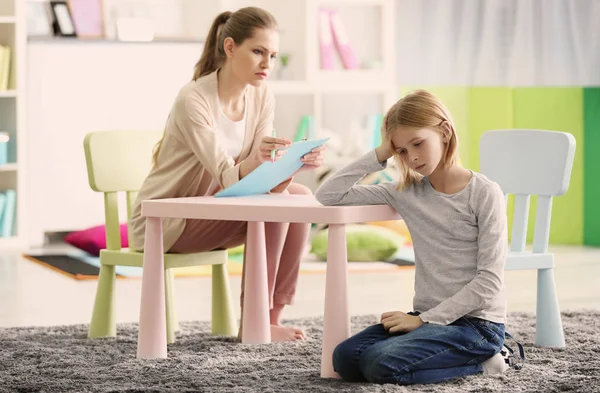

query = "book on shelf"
293;115;316;142
318;8;335;70
318;8;360;70
0;45;10;91
0;189;16;237
366;113;384;149
328;9;360;70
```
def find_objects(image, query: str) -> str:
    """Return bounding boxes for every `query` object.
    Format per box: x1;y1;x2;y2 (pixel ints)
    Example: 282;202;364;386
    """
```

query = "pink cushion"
65;224;128;256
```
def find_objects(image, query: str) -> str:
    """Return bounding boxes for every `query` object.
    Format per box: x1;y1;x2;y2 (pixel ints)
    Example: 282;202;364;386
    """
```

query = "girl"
315;90;519;384
130;7;325;342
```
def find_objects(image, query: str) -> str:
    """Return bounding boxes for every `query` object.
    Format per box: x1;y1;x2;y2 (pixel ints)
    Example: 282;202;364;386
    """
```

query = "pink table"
136;194;400;378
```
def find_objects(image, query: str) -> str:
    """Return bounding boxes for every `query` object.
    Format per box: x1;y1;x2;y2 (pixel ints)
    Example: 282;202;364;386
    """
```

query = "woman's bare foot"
270;324;306;341
269;303;306;341
237;324;307;342
237;304;307;342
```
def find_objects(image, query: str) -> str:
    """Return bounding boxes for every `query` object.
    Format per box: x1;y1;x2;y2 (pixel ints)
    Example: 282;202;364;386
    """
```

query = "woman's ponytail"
193;11;232;80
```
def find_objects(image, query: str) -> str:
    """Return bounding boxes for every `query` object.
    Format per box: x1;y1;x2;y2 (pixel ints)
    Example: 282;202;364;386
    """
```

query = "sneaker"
482;332;525;374
482;352;509;374
502;331;526;370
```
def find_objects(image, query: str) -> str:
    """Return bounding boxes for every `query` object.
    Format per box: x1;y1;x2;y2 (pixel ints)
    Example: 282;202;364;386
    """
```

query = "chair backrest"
83;130;162;250
480;129;576;253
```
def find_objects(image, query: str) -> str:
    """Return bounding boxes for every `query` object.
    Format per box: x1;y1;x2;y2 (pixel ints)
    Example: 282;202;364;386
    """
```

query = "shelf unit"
224;0;397;189
0;0;25;249
23;0;396;246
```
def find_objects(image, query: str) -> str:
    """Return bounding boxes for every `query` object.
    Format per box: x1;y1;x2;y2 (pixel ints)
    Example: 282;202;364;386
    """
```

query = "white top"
216;95;247;160
315;149;508;325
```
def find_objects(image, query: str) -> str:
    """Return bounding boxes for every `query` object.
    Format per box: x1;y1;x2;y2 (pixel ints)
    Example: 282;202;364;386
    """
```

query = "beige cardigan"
130;70;286;251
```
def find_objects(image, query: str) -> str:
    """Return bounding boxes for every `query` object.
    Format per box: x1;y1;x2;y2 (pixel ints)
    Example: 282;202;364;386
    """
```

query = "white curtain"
395;0;600;86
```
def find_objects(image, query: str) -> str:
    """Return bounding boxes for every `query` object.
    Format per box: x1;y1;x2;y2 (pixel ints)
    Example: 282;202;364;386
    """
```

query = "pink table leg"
321;223;350;378
137;216;167;359
242;221;271;344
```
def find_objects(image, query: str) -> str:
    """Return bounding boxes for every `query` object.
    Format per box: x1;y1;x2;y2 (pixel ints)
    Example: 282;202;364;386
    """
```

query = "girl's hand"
375;137;394;162
381;311;424;334
257;135;291;163
299;145;326;171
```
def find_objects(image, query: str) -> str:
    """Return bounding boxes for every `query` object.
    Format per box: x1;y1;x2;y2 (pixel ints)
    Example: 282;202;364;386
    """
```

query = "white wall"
395;0;600;86
26;41;202;245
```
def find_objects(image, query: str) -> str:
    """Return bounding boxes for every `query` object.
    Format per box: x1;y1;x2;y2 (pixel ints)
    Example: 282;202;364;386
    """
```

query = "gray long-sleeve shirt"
315;150;508;325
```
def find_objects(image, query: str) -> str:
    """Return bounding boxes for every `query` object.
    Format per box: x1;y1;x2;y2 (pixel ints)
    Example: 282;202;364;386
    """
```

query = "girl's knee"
332;339;363;382
288;182;313;195
360;349;402;385
332;340;352;370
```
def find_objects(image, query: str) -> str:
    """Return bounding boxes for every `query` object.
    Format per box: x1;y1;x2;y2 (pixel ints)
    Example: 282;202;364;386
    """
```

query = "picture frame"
49;1;77;37
67;0;104;38
26;1;53;37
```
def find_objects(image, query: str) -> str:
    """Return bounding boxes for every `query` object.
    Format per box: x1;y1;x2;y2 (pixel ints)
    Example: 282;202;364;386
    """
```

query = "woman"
130;7;325;342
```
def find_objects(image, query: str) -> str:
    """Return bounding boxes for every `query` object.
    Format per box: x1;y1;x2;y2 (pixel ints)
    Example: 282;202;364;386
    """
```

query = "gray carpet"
1;311;599;393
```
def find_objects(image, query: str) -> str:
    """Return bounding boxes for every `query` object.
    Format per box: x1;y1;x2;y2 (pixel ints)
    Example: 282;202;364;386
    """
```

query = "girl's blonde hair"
383;90;459;190
152;7;278;167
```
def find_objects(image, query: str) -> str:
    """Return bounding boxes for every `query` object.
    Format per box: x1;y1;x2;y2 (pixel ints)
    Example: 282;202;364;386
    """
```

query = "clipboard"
215;138;329;198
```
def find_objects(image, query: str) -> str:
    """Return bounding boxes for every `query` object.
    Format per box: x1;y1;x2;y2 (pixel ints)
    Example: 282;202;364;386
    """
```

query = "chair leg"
167;269;180;332
165;268;178;344
88;264;116;338
536;268;565;347
211;261;238;336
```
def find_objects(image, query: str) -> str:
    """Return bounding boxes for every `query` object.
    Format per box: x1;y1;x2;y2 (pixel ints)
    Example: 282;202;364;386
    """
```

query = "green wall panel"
513;88;584;245
584;88;600;246
467;88;514;172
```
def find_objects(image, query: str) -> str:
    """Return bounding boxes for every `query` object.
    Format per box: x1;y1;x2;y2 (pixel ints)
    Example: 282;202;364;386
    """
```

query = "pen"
271;129;276;163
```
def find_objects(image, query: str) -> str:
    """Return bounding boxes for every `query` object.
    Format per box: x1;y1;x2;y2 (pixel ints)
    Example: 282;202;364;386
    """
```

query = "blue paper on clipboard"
215;138;329;197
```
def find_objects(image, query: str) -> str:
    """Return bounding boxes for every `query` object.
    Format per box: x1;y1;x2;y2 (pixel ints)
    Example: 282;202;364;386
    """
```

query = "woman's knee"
287;182;313;195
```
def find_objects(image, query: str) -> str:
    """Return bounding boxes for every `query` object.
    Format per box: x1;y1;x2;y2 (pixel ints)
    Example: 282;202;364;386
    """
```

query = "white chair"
480;129;576;348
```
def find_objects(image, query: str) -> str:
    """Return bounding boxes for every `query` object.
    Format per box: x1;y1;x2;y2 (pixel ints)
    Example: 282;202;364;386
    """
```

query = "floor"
0;244;598;328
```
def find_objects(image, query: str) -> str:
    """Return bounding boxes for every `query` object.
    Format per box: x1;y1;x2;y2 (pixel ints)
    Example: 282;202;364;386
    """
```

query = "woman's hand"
298;145;326;171
240;135;291;179
256;135;291;163
381;311;424;334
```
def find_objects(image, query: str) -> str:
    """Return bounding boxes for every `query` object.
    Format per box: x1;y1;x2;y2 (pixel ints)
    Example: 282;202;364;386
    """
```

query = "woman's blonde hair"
383;89;459;190
193;7;278;80
152;7;278;167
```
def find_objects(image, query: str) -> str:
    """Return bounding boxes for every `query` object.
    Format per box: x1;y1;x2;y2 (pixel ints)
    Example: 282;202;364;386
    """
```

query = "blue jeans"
332;314;505;385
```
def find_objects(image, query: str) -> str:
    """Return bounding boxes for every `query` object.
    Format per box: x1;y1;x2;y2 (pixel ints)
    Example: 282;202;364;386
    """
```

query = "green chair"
83;130;237;343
